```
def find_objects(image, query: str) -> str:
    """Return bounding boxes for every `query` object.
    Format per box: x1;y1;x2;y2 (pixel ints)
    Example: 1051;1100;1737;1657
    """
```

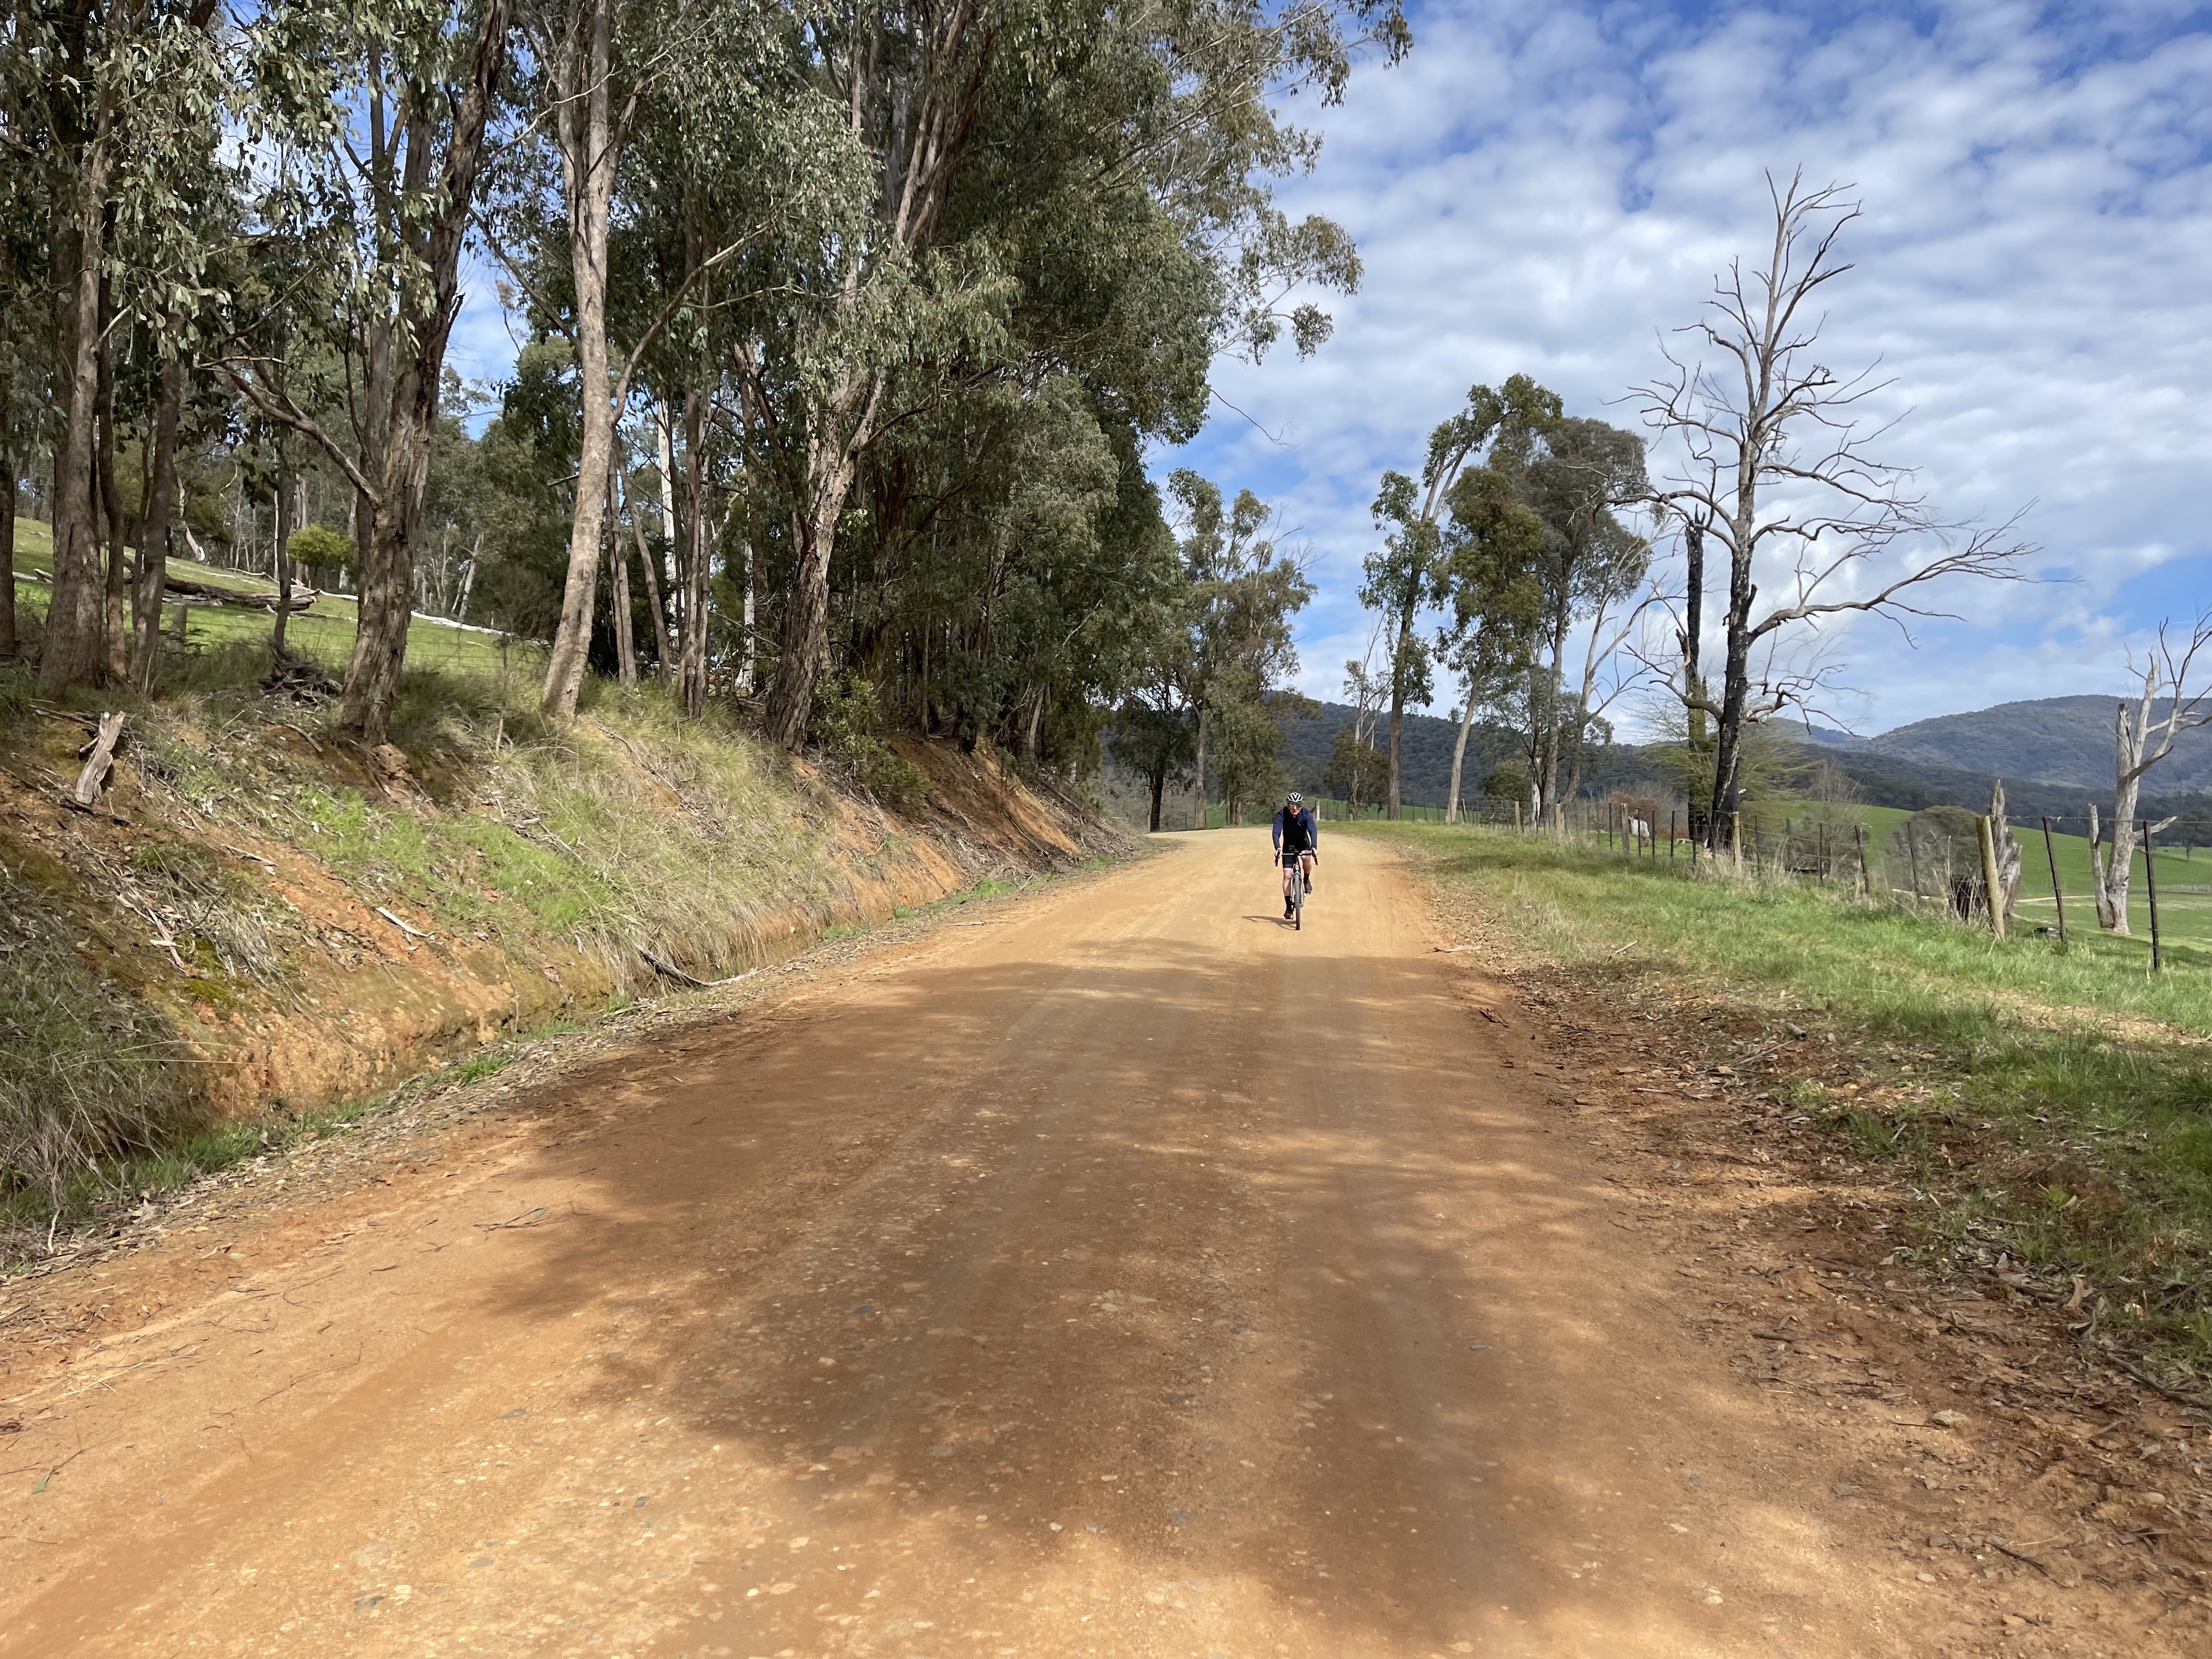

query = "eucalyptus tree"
730;0;1407;753
1517;414;1650;813
213;0;515;742
1363;375;1553;819
515;0;806;719
1434;462;1544;823
1170;470;1311;822
1639;172;2030;848
16;0;229;696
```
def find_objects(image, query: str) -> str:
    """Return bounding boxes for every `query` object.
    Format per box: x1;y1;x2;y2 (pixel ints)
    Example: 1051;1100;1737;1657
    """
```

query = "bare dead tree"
2085;613;2212;934
1637;170;2033;848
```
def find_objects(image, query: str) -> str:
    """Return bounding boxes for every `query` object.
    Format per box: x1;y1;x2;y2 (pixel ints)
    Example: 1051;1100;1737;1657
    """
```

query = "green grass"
1597;793;2212;953
1363;821;2212;1372
10;516;532;685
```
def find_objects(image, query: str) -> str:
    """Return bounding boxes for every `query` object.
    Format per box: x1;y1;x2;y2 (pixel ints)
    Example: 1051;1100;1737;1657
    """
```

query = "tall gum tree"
752;0;1409;752
215;0;515;743
1364;375;1555;820
20;0;224;695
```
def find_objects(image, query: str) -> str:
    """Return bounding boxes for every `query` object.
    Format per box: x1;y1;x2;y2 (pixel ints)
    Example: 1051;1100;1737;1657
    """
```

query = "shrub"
287;523;355;576
811;672;928;811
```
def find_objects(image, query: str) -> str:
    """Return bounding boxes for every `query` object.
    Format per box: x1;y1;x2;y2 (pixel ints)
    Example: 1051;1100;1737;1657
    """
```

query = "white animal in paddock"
1628;817;1652;842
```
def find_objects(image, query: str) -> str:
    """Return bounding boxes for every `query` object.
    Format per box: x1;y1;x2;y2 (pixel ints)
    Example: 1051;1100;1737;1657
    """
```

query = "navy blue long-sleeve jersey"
1272;804;1318;857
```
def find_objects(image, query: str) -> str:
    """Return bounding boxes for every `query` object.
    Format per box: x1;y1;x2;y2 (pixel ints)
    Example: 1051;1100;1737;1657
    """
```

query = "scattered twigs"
28;1446;85;1494
477;1206;549;1232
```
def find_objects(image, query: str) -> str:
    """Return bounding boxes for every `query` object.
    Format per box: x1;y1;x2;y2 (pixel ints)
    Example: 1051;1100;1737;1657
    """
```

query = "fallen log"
162;573;323;613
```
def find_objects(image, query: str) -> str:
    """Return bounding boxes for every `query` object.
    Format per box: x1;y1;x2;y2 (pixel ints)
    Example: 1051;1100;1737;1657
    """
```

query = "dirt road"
0;831;2164;1656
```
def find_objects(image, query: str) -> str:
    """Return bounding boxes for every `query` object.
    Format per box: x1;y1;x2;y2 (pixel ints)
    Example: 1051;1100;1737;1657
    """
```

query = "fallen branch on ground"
374;907;431;941
72;713;126;805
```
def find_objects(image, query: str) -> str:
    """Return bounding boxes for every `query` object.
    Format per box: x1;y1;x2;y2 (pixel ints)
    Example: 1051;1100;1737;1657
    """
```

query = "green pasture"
9;516;533;686
1736;794;2212;951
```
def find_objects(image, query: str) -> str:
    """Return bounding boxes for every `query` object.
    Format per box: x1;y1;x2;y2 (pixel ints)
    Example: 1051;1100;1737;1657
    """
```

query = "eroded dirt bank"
2;706;1094;1129
0;830;2204;1657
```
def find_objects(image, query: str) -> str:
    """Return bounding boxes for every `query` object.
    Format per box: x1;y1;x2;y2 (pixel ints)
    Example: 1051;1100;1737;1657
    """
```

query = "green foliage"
1323;723;1387;807
286;523;354;573
1480;760;1533;816
811;672;928;811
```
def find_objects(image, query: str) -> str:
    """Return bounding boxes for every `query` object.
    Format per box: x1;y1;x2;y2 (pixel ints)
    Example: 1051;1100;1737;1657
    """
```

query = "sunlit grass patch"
1363;822;2212;1372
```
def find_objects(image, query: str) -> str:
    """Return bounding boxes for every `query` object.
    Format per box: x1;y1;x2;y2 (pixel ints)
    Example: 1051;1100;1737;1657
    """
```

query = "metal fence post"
2141;819;2163;973
2040;815;2066;951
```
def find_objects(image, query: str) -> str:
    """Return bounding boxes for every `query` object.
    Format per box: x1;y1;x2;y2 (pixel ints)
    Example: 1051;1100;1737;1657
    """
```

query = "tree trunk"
1707;511;1758;849
95;318;129;681
1445;692;1477;823
1193;703;1209;829
131;341;185;690
455;535;479;623
540;0;618;720
610;470;637;688
2094;795;2145;938
0;410;16;662
333;0;514;743
1147;759;1165;832
1386;607;1415;820
736;533;756;695
764;379;868;748
621;469;669;684
271;448;296;659
38;174;108;696
676;380;711;718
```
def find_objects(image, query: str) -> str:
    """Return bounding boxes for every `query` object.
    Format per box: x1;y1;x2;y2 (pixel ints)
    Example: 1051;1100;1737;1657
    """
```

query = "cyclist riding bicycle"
1272;791;1318;920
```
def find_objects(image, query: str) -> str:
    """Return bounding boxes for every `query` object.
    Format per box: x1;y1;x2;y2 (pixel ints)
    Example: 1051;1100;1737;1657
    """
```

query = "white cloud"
1172;0;2212;733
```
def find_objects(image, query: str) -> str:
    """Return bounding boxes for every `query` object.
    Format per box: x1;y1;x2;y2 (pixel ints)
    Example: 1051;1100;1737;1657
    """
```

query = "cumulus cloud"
1176;0;2212;732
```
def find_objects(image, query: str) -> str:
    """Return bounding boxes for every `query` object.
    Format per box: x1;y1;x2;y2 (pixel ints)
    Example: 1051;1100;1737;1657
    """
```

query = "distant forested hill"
1859;696;2212;792
1260;698;2212;832
1277;703;1525;806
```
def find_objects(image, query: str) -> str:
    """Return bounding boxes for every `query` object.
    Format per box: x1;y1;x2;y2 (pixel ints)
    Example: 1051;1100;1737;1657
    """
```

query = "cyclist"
1271;791;1318;919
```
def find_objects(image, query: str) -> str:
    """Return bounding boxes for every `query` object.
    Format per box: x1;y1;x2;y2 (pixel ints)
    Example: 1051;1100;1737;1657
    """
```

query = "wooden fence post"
2141;819;2163;973
2040;816;2066;951
1855;822;1871;898
1976;815;2005;940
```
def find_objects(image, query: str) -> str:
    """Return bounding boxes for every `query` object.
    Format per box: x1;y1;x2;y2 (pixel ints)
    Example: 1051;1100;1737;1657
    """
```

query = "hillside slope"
1;652;1111;1218
1864;693;2212;789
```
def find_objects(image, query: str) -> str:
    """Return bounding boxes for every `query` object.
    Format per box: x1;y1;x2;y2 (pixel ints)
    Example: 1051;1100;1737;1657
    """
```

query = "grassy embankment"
3;519;1100;1241
1363;822;2212;1374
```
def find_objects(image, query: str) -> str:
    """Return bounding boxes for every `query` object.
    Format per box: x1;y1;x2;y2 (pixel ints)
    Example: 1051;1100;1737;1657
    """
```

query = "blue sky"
1168;0;2212;733
450;1;2212;736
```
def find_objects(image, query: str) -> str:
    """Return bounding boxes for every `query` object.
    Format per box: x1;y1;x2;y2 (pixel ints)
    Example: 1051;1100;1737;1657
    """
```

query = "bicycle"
1280;851;1313;930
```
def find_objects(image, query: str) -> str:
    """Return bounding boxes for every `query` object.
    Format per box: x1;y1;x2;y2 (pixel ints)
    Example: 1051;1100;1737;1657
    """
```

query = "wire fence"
1519;798;2207;970
1150;797;1454;831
